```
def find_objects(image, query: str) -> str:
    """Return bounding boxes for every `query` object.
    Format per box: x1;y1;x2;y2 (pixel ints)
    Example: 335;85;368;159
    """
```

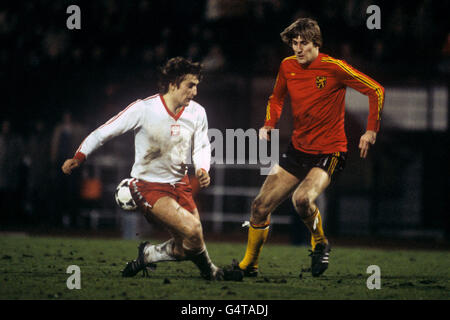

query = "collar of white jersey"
159;94;186;121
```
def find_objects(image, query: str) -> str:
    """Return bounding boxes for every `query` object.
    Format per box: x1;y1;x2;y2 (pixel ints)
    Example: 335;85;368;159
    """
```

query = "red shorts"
129;175;197;213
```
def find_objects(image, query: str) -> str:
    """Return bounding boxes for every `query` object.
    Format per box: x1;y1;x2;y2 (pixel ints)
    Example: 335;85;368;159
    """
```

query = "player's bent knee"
292;193;312;217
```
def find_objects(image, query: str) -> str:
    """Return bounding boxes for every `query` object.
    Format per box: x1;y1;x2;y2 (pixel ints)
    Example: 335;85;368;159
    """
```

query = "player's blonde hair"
280;18;322;48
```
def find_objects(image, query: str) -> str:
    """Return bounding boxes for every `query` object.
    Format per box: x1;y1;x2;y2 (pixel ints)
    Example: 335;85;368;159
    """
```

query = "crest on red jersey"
315;76;327;89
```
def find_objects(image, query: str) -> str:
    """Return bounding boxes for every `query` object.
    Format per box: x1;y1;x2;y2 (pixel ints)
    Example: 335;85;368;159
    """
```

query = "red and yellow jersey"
264;52;385;154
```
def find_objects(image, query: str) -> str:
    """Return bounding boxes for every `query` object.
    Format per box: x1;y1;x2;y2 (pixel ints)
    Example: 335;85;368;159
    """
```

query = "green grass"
0;235;449;300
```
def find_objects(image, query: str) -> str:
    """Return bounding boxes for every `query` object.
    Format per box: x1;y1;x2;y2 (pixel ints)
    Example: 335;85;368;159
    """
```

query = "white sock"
143;239;177;264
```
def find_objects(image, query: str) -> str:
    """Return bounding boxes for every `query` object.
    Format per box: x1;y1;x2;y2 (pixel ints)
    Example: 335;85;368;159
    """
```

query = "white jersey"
75;94;211;183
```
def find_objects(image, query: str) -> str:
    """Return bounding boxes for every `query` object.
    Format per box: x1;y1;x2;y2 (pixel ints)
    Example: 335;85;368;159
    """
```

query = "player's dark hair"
280;18;322;48
158;57;202;94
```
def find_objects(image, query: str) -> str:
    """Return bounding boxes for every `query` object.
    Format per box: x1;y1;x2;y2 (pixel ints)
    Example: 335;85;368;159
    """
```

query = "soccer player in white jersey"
62;57;227;280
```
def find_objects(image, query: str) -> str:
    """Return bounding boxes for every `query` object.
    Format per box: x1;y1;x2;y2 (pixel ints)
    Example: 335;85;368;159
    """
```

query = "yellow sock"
302;208;327;250
239;222;270;270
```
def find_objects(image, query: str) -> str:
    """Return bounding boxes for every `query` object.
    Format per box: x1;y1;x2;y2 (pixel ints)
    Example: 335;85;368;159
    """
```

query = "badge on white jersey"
171;124;180;136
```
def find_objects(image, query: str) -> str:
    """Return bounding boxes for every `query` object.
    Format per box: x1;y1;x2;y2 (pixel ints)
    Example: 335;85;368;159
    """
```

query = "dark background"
0;0;448;246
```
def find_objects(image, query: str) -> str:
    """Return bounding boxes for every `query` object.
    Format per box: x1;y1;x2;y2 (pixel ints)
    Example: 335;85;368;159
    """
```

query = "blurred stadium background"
0;0;448;248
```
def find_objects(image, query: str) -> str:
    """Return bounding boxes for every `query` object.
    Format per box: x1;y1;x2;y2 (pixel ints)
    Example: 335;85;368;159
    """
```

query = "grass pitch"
0;235;449;300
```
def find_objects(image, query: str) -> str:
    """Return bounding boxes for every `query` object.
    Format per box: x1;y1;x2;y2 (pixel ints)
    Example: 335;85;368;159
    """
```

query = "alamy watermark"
66;5;81;30
183;128;280;175
175;128;280;175
208;128;279;175
66;265;81;289
67;5;380;33
366;5;381;30
366;265;381;289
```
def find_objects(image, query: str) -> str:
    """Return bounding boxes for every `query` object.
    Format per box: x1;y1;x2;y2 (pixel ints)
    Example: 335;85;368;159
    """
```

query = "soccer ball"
115;178;137;211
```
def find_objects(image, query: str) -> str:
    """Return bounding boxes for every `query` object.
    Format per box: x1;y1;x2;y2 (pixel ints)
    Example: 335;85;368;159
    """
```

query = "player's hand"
196;169;210;189
259;126;274;141
62;158;81;175
359;130;377;159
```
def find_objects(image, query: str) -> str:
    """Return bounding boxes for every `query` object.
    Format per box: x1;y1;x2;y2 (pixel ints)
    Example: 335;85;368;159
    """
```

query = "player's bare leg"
134;199;197;262
291;167;331;276
251;165;301;225
140;197;222;280
292;167;330;247
237;164;300;276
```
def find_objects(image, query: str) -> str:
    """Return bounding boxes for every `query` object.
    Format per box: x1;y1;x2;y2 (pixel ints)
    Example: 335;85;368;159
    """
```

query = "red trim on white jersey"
143;94;159;101
75;137;88;156
159;95;185;121
74;99;140;158
74;151;86;163
102;100;140;128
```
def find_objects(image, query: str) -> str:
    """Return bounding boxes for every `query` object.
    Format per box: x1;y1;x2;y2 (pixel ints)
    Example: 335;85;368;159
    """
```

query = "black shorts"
279;143;347;180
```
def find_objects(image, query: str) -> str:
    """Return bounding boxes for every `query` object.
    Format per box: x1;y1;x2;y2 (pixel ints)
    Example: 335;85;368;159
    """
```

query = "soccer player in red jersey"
232;18;385;277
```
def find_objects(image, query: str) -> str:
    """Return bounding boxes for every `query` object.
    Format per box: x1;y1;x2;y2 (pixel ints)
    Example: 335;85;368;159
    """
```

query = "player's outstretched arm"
359;130;377;159
62;158;81;175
